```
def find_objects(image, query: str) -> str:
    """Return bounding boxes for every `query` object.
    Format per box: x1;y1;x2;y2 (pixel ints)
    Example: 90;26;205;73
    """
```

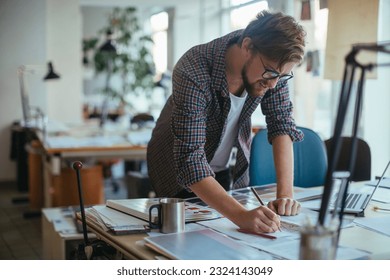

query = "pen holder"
299;225;338;260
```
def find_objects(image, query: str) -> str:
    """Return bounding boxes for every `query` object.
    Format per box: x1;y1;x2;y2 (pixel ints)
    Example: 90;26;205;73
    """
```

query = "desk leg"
28;141;44;209
43;158;52;208
42;155;63;208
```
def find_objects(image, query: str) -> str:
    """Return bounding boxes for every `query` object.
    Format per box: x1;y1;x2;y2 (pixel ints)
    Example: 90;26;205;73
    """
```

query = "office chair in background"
249;127;328;188
125;113;155;198
324;137;371;181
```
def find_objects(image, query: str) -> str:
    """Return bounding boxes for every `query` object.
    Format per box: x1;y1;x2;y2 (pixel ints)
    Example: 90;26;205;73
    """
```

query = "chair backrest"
324;137;371;181
249;127;328;188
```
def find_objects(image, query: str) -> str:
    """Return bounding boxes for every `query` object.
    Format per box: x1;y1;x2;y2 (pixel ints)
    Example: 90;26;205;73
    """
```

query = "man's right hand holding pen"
247;187;282;233
239;206;282;233
190;177;283;234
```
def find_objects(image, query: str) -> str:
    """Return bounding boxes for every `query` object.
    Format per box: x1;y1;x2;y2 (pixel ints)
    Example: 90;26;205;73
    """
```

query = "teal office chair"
249;127;328;188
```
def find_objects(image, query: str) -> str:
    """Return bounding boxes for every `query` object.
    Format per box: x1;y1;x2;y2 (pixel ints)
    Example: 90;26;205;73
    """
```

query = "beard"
241;64;268;98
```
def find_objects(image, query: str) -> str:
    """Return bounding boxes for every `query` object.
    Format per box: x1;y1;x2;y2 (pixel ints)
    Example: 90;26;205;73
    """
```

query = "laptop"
303;160;390;216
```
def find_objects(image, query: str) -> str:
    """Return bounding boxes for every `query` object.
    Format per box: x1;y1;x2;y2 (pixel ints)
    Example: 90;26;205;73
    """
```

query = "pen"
237;228;276;240
250;187;282;232
373;206;390;212
250;187;265;206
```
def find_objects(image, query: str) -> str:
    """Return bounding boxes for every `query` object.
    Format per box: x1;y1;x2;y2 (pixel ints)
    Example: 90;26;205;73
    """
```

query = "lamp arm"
17;66;31;125
352;41;390;54
318;44;390;228
318;51;358;226
329;67;367;243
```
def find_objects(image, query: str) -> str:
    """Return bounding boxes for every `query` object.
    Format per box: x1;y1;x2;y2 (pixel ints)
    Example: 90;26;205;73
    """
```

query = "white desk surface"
82;182;390;260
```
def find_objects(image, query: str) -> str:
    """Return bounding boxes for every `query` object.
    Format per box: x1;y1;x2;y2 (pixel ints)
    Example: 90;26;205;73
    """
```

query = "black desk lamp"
318;42;390;232
17;61;60;127
43;61;60;80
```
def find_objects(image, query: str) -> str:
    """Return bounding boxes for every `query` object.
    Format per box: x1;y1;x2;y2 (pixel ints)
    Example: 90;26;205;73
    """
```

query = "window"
225;1;269;128
150;11;169;76
225;1;333;137
230;0;268;29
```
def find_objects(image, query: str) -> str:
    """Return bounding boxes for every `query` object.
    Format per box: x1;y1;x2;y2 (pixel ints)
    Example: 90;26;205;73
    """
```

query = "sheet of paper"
372;187;390;204
91;205;148;227
366;178;390;189
354;216;390;236
53;217;78;234
364;179;390;203
280;207;319;226
198;211;362;260
257;238;370;260
230;185;322;208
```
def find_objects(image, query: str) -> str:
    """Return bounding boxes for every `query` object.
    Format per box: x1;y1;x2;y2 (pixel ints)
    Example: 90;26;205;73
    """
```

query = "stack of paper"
85;205;148;235
106;198;221;223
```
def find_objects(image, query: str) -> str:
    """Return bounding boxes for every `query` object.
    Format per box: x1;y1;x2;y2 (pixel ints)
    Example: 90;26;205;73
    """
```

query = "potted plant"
84;7;156;124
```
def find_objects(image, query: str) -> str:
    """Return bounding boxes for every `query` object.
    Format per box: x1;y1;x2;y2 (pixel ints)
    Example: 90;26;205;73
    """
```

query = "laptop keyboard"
345;193;360;208
331;192;370;211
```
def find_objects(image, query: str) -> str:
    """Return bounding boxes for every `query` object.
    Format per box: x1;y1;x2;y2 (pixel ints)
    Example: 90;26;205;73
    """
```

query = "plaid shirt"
147;30;303;197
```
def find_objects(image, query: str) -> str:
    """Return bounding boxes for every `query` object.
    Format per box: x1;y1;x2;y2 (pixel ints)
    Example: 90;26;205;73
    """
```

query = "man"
147;11;306;233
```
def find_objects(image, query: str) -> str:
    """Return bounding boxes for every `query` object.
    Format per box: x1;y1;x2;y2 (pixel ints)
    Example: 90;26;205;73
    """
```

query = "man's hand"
237;206;281;233
190;177;282;233
267;198;301;216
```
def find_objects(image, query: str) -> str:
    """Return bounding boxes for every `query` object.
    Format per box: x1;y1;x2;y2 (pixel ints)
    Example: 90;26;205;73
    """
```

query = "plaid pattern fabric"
147;30;303;197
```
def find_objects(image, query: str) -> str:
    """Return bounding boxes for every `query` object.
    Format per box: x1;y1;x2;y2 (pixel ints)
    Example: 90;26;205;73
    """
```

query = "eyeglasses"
259;56;294;82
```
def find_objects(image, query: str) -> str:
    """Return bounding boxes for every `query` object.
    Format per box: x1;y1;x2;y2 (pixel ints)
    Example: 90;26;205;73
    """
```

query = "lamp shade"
43;61;60;80
99;30;117;53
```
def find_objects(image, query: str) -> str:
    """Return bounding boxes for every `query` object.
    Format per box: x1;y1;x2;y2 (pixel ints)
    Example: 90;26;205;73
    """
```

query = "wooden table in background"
28;121;148;208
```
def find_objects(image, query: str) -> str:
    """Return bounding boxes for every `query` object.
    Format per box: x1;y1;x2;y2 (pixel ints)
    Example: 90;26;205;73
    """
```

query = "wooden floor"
0;181;42;259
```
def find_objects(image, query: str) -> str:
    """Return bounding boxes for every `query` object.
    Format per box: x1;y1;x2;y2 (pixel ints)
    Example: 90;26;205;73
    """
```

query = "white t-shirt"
210;90;247;172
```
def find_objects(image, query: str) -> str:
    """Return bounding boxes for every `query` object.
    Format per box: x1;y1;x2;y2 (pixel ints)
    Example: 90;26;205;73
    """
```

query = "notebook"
85;205;149;235
144;228;272;260
303;160;390;216
106;198;221;223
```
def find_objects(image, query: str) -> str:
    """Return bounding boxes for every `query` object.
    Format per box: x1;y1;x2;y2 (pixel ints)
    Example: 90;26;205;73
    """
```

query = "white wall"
46;0;83;124
0;0;46;181
0;0;83;181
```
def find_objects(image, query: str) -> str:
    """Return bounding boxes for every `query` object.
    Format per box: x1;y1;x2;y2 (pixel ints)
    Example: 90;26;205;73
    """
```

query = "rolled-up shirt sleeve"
260;81;304;144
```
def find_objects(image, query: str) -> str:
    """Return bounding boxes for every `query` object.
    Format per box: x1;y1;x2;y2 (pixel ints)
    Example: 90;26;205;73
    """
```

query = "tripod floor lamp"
318;42;390;231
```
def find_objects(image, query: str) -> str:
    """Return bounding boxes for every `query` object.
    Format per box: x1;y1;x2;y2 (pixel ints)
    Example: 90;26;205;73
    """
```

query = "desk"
83;182;390;260
42;207;96;259
336;195;390;259
30;120;148;208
